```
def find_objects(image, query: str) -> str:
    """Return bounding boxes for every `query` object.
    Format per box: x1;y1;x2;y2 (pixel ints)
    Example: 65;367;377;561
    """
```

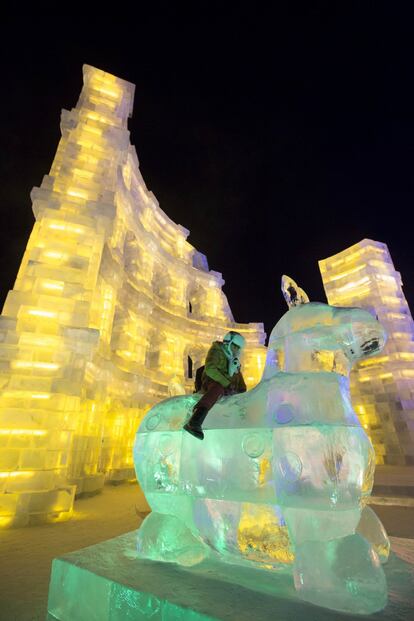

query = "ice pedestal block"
133;280;390;614
46;530;414;621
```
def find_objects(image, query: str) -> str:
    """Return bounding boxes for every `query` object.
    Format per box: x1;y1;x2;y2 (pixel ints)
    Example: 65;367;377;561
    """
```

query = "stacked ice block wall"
320;239;414;465
0;65;266;526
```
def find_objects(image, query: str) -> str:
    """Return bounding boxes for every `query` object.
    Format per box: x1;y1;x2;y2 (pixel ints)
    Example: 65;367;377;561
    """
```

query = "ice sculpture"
134;276;390;614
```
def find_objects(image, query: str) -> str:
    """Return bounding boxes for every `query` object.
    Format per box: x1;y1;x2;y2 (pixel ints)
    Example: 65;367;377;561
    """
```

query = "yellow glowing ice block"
0;65;266;526
319;239;414;465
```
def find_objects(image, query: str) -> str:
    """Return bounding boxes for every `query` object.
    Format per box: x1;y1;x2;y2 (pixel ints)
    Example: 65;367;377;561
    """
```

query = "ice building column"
319;239;414;465
0;66;136;525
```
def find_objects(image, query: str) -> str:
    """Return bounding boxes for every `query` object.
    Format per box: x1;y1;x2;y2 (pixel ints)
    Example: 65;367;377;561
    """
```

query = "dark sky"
1;6;414;339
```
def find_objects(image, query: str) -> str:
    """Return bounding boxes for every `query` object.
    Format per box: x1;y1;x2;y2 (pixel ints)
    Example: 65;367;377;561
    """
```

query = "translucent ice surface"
293;534;387;614
134;280;389;614
356;505;391;563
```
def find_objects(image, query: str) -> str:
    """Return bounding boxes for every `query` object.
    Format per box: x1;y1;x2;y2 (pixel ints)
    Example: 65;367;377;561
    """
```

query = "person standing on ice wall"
183;331;247;440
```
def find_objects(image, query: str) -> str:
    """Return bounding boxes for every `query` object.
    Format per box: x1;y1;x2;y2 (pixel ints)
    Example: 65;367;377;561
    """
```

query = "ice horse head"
133;276;389;615
264;274;385;379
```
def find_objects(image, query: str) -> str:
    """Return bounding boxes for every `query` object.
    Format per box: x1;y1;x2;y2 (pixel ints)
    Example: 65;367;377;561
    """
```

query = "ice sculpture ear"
281;275;310;308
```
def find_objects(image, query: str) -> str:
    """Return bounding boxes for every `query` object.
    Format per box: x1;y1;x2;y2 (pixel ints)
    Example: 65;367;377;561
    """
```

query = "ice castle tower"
0;65;266;527
320;239;414;465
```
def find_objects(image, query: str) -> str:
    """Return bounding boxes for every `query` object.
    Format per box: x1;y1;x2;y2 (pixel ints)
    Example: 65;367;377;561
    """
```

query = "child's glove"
228;357;241;377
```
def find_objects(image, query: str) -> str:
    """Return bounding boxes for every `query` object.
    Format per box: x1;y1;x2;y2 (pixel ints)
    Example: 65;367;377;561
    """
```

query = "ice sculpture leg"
292;535;387;614
356;505;390;564
282;504;388;614
277;429;388;614
137;512;209;567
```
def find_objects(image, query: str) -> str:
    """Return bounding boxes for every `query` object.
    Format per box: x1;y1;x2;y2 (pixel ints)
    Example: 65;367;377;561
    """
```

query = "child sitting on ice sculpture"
184;331;247;439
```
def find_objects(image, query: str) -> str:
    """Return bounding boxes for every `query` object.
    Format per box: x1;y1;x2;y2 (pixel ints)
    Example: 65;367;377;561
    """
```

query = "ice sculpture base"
1;485;76;528
47;530;414;621
106;467;136;483
69;473;105;497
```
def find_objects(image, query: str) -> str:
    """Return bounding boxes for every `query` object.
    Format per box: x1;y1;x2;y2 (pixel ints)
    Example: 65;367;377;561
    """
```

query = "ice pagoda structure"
0;65;266;526
320;239;414;465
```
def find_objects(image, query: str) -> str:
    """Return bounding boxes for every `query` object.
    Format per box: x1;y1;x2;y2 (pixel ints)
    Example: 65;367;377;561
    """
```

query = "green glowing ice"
47;528;414;620
134;277;390;615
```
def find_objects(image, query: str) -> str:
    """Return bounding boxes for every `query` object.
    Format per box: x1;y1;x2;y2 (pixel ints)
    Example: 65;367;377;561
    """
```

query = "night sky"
1;7;413;339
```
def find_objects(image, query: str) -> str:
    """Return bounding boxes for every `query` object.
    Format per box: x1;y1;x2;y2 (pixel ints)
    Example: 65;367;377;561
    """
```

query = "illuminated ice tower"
320;239;414;465
0;65;266;526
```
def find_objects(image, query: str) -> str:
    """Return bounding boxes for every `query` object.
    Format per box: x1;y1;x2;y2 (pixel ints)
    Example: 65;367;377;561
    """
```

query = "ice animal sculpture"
133;276;389;614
